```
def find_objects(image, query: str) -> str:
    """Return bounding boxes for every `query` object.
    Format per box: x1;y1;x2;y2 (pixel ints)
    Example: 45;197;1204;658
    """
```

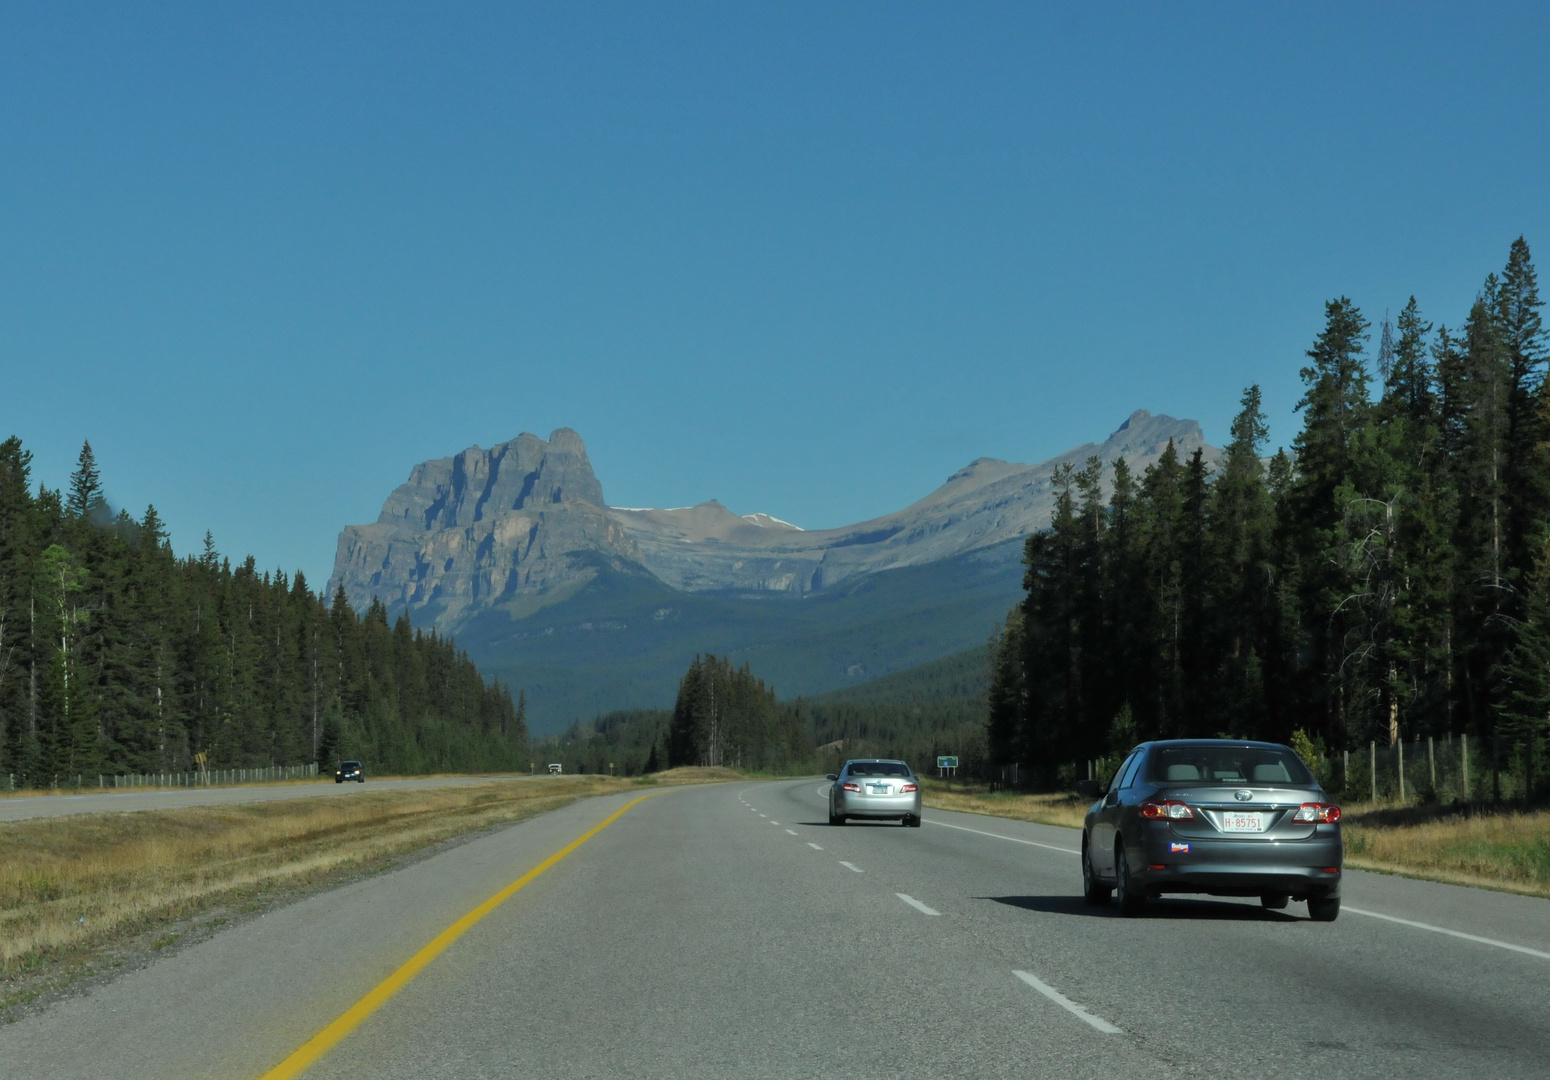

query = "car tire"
904;814;921;828
1308;897;1341;922
1115;841;1146;916
1082;838;1112;905
829;807;845;826
1261;893;1289;910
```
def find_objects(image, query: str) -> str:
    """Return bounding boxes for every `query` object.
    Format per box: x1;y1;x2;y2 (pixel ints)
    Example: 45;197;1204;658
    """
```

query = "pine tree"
66;441;106;521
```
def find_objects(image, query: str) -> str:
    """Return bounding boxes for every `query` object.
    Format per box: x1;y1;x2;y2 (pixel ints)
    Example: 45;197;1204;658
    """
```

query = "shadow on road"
978;894;1302;922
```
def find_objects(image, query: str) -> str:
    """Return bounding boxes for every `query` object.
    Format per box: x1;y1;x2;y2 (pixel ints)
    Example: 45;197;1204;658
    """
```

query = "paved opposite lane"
0;774;538;822
0;780;1545;1079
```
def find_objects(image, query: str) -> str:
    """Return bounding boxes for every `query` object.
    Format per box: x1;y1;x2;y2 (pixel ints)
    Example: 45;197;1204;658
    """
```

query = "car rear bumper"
836;794;921;819
1137;829;1342;898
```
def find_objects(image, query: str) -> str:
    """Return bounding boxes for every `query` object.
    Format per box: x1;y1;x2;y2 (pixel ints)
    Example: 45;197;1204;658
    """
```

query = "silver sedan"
827;759;922;827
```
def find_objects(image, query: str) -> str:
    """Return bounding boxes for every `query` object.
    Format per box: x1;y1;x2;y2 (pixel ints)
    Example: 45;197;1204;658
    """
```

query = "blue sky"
3;2;1548;588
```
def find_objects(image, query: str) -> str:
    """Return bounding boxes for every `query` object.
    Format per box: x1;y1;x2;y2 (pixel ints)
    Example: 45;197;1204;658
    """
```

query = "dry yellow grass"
1343;807;1550;898
0;775;634;972
920;782;1089;829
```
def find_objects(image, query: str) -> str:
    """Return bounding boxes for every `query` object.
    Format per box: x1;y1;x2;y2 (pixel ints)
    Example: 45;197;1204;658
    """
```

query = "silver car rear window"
846;761;911;778
1147;746;1312;786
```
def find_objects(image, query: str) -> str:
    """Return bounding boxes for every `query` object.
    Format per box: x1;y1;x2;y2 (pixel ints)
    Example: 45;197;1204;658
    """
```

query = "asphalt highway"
2;780;1547;1079
0;774;536;822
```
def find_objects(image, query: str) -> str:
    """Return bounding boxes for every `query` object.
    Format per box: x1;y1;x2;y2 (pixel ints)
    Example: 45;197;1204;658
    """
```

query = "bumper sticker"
1170;842;1191;853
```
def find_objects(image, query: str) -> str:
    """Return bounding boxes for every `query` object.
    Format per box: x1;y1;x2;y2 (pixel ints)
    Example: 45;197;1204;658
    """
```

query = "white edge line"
839;861;864;873
896;893;941;916
1343;905;1550;960
807;842;824;850
1013;971;1123;1034
927;818;1080;854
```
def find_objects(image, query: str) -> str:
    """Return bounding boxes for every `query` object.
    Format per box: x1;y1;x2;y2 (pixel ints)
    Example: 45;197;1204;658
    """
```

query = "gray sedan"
1077;739;1343;920
827;759;922;827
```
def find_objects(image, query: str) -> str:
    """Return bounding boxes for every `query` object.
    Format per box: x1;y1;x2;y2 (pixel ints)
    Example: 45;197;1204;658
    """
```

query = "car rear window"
847;761;911;777
1147;746;1313;786
340;761;361;769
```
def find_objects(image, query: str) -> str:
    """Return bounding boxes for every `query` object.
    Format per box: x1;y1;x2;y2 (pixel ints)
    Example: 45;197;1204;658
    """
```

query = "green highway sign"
936;756;959;769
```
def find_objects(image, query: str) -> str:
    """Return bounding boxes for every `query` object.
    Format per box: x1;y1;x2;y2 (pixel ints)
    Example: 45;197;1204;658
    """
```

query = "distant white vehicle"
548;763;563;775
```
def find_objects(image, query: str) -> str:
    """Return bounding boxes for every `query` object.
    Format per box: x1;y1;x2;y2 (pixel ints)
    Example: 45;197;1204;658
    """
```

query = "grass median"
0;767;740;1013
921;779;1550;899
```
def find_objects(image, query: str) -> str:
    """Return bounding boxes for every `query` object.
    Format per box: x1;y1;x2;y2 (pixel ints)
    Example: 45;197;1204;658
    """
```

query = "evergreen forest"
988;237;1550;801
0;441;529;787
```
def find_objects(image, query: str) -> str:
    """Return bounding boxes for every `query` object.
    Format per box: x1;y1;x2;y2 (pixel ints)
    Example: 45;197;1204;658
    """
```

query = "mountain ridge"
326;411;1218;728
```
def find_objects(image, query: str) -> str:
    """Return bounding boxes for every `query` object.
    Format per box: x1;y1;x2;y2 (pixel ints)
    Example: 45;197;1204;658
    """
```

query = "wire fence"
4;762;320;793
1319;734;1532;804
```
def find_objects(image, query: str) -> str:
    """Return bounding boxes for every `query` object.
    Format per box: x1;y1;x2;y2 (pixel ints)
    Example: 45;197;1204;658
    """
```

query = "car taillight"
1293;803;1341;823
1140;800;1195;820
900;783;918;793
842;782;861;792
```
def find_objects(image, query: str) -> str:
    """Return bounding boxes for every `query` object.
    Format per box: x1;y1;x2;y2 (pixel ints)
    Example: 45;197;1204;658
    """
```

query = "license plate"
868;784;891;794
1219;812;1265;833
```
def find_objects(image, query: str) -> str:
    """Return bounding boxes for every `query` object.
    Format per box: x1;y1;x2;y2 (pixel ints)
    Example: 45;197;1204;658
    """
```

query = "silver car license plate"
868;784;891;794
1219;812;1265;832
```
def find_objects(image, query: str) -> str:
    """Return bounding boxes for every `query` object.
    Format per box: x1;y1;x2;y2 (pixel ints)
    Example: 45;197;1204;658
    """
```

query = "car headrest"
1165;763;1200;781
1252;763;1291;782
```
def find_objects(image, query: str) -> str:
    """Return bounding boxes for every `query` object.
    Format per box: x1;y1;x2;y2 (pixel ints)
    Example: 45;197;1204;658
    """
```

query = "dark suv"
1077;740;1342;920
335;760;365;783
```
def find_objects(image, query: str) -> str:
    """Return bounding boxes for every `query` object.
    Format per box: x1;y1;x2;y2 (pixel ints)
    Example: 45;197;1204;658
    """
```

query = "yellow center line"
258;790;664;1080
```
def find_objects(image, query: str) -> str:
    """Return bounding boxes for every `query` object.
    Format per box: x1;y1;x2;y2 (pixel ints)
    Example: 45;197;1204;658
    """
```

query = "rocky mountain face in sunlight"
327;412;1218;727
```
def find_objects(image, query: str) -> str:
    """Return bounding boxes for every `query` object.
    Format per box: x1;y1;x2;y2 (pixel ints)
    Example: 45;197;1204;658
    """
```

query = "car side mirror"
1076;779;1102;799
825;773;838;781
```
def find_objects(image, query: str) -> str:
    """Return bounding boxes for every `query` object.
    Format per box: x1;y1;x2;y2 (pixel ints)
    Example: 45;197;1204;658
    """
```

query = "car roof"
1134;739;1289;751
843;758;908;764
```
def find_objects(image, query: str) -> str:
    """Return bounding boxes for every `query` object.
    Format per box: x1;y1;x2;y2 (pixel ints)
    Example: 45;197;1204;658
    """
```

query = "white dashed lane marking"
896;894;940;916
807;843;823;850
785;829;798;836
1013;971;1123;1034
839;861;864;873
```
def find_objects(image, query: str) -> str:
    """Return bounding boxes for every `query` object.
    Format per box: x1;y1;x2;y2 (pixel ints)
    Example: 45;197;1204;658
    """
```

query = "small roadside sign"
936;756;959;769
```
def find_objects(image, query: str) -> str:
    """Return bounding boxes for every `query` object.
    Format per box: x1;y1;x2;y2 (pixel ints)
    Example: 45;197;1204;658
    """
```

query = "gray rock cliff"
330;412;1218;633
328;429;643;631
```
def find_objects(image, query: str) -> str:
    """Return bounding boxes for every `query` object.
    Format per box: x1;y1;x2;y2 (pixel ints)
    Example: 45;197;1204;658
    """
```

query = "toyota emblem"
1234;790;1253;801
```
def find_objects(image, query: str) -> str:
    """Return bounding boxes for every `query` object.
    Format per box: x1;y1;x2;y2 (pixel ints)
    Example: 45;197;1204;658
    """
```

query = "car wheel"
1308;897;1341;922
1082;837;1111;906
1261;893;1289;910
1115;840;1146;916
829;805;845;826
909;814;922;828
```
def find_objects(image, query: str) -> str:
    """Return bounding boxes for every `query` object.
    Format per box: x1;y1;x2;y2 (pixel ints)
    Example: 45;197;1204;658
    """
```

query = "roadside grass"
921;779;1550;899
920;781;1088;829
0;774;644;1002
1341;804;1550;898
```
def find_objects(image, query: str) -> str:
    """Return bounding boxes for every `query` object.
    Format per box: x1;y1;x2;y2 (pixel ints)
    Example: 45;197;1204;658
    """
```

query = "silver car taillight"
1293;803;1341;823
1139;800;1194;820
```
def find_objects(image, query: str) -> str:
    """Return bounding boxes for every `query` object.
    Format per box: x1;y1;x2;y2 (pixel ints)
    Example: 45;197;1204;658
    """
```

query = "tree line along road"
1;780;1546;1079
